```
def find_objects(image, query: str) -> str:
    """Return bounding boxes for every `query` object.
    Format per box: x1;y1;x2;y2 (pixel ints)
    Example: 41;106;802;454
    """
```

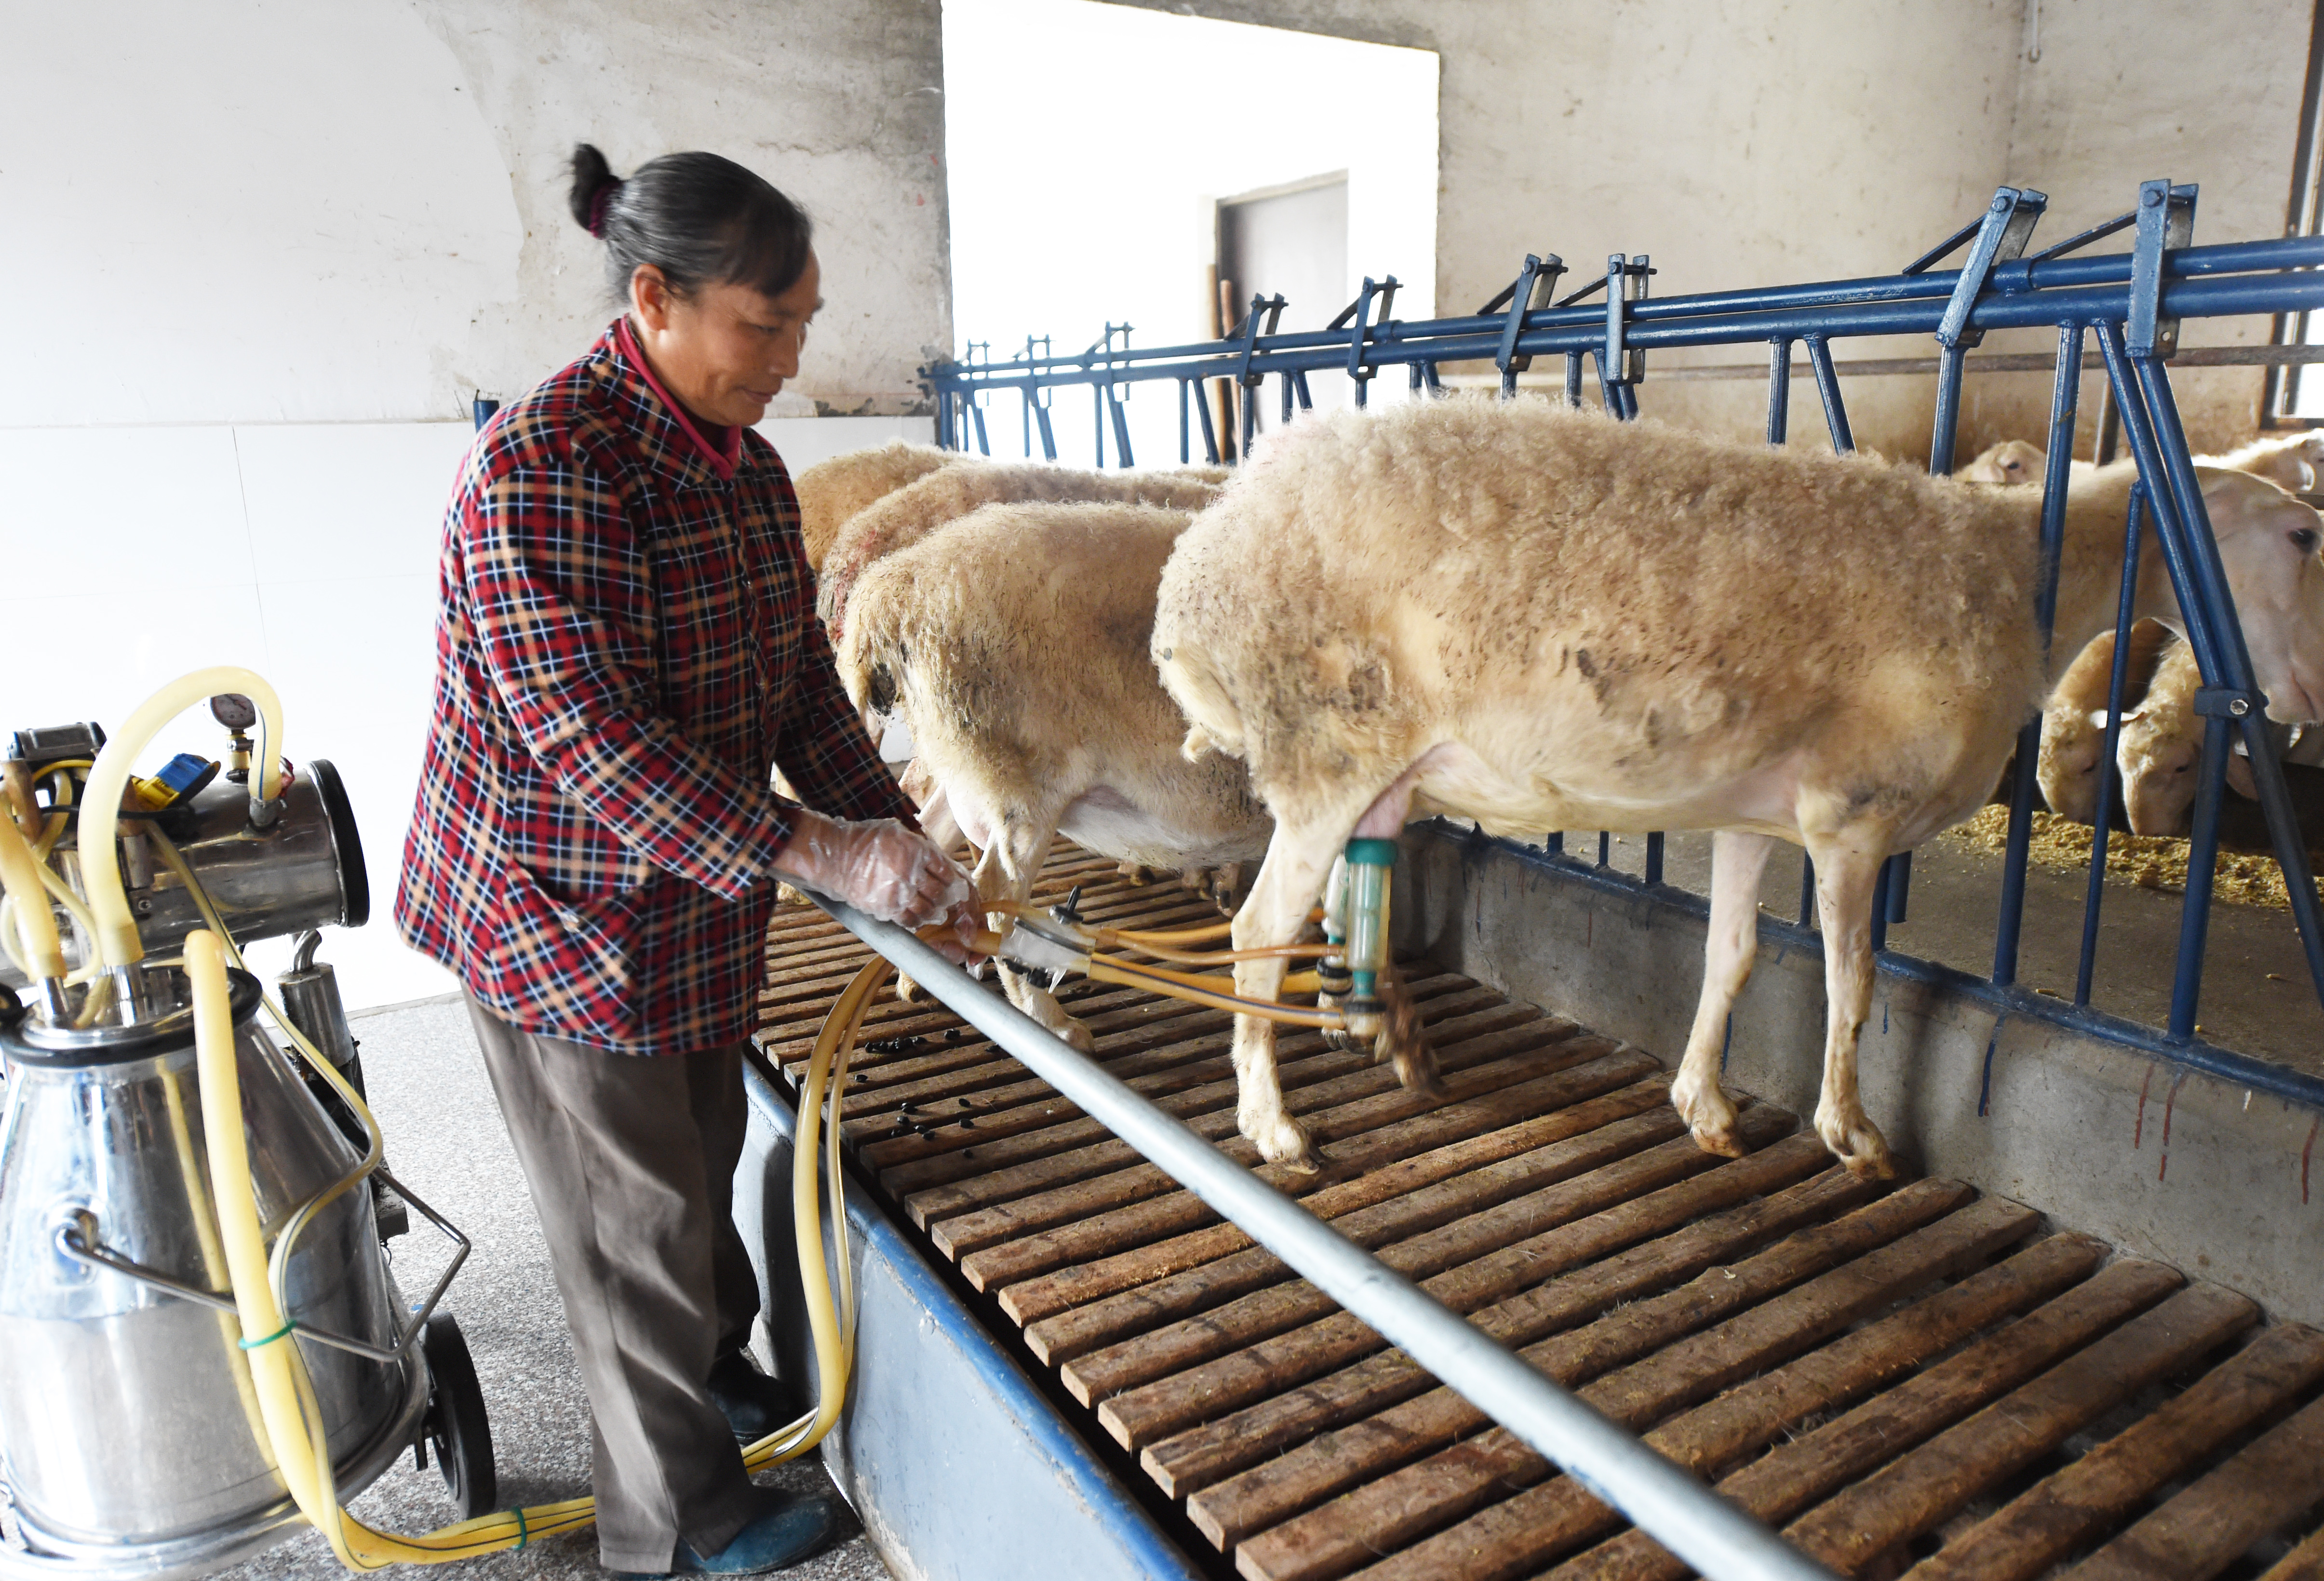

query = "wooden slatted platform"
753;846;2324;1581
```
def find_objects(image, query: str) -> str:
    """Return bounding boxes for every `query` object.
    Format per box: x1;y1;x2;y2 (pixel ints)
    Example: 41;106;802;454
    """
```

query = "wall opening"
941;0;1438;469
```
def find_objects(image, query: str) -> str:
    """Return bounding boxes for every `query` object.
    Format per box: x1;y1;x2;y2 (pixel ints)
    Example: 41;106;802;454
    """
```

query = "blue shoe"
615;1489;842;1577
707;1351;801;1444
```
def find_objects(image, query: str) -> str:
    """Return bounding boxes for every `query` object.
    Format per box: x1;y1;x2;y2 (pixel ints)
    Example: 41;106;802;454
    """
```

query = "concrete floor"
215;996;895;1581
1593;828;2324;1080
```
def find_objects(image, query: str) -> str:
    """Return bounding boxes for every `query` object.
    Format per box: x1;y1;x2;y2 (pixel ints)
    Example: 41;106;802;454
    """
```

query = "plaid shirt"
395;319;908;1054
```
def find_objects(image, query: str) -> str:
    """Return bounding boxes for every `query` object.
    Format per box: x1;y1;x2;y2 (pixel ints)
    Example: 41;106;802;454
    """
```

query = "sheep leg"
1181;861;1247;916
1376;956;1440;1097
1232;764;1435;1170
1229;822;1357;1172
1669;830;1776;1159
894;779;970;1004
976;820;1090;1052
1804;830;1896;1180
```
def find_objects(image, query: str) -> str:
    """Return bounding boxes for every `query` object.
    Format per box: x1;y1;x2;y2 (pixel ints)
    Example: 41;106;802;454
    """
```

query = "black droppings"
956;1097;972;1108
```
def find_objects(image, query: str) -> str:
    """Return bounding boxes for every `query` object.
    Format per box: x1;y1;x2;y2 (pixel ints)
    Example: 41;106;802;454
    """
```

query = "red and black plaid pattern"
395;320;907;1053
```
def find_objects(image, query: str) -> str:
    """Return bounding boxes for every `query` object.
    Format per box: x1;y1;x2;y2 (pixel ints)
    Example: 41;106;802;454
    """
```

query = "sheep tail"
1157;638;1247;762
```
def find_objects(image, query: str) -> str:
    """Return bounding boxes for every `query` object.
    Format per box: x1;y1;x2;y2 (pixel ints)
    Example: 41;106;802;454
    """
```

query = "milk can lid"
0;966;264;1068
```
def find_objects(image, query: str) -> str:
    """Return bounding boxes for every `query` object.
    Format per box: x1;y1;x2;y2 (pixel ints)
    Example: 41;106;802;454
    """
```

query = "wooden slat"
1778;1283;2260;1575
1219;1192;2037;1578
1098;1127;1831;1458
1549;1258;2190;1581
2063;1393;2324;1581
2260;1527;2324;1581
956;1036;1622;1289
1145;1166;1904;1503
1008;1062;1663;1334
931;1021;1565;1263
1025;1074;1669;1367
1906;1324;2324;1581
1064;1111;1802;1419
981;1042;1633;1312
1347;1233;2110;1581
901;995;1520;1227
866;984;1494;1186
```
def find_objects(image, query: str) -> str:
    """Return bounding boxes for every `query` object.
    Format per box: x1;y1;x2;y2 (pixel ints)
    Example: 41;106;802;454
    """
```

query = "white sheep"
1975;439;2317;823
1961;439;2049;485
2207;432;2324;495
1152;397;2324;1175
817;459;1228;643
837;500;1275;1047
2035;618;2175;822
793;441;966;574
2050;458;2324;829
2116;637;2224;835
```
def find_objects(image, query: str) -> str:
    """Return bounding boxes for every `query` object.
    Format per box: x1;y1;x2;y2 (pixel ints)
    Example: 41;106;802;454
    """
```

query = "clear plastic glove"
772;810;981;961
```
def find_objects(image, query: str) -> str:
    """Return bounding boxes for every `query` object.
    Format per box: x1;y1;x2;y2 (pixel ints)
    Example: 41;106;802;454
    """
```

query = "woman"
396;144;975;1577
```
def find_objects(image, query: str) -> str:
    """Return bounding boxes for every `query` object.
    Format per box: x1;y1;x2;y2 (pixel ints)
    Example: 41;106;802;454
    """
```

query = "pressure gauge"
209;694;258;731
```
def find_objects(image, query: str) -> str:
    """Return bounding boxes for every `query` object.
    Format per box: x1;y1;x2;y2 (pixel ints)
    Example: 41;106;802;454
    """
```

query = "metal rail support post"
1333;275;1399;408
1489;254;1566;399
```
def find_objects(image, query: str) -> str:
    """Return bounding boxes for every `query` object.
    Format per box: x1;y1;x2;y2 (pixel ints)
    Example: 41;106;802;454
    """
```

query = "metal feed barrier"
922;178;2324;1115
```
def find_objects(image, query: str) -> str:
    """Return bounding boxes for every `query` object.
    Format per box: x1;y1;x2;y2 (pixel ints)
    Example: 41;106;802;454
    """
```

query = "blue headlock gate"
923;179;2324;1113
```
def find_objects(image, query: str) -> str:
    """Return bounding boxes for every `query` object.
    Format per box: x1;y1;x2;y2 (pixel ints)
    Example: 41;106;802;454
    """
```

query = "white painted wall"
1987;0;2316;451
1102;0;2311;458
0;0;945;1010
943;0;1437;470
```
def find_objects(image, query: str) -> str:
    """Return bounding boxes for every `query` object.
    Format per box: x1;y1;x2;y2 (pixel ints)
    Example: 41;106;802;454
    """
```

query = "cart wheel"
418;1310;497;1520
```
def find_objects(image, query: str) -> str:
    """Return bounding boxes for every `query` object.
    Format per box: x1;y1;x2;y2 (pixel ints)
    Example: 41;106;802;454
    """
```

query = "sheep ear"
2226;752;2259;798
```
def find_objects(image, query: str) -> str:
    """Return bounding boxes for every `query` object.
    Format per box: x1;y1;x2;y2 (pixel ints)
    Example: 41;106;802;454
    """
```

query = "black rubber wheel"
418;1310;498;1520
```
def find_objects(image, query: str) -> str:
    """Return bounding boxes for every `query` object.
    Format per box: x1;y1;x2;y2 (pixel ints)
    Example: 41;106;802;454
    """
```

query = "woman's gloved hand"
772;810;981;959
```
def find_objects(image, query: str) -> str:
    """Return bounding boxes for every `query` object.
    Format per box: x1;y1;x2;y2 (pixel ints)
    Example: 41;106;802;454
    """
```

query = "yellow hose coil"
187;930;875;1566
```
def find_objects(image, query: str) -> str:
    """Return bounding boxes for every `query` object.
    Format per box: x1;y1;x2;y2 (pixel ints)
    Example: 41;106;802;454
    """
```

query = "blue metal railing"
923;178;2324;1111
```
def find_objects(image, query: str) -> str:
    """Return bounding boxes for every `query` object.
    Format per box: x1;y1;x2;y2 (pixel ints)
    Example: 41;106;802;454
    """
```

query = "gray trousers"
463;995;764;1572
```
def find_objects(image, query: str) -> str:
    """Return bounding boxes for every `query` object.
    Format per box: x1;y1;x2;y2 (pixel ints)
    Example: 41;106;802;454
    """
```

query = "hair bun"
567;143;625;238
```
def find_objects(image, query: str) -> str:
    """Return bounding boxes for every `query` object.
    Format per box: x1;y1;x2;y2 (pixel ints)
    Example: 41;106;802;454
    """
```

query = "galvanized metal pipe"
809;895;1841;1581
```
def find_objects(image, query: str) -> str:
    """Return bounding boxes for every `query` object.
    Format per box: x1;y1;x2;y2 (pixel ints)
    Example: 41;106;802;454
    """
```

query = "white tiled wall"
0;413;931;1010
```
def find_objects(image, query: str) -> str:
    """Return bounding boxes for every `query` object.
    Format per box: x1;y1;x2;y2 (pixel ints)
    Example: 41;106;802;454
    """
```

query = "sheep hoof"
1816;1108;1897;1180
1059;1019;1097;1055
1119;861;1155;886
1248;1113;1319;1171
776;882;811;907
1688;1121;1752;1160
895;972;924;1003
1378;998;1439;1096
1673;1083;1746;1158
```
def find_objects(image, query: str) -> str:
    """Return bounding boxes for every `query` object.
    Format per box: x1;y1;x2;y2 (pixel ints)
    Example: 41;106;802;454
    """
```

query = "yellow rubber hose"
184;932;874;1566
84;669;285;969
0;789;66;985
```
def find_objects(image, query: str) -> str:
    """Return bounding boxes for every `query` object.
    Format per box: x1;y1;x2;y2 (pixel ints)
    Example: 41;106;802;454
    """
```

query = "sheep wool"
1151;394;2324;1177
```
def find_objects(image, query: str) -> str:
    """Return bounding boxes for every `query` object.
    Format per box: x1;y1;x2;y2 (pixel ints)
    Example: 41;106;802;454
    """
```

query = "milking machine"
0;668;496;1579
974;840;1400;1048
0;667;875;1577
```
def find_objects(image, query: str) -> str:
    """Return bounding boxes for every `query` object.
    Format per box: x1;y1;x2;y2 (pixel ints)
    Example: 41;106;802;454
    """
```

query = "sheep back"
791;441;963;573
835;501;1268;857
1154;396;2050;835
818;462;1226;638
